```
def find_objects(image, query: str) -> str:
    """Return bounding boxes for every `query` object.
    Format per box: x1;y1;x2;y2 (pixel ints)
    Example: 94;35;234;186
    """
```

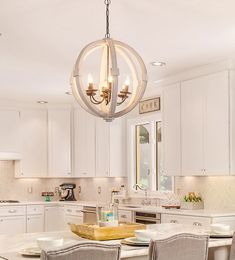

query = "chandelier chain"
104;0;111;38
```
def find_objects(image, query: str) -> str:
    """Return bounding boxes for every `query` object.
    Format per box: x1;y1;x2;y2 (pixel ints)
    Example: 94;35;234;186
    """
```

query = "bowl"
37;237;64;250
135;230;154;242
210;224;230;234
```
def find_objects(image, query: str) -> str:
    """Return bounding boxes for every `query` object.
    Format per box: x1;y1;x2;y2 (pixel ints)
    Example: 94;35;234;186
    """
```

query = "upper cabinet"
0;110;21;158
181;71;229;176
73;108;126;178
163;71;230;176
19;110;48;177
73;108;96;178
162;83;181;176
48;109;71;177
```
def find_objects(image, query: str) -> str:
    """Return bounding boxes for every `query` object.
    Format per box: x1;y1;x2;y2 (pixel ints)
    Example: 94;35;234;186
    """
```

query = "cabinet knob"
193;222;202;226
67;172;71;175
170;220;178;224
83;172;87;175
8;209;16;213
121;215;127;218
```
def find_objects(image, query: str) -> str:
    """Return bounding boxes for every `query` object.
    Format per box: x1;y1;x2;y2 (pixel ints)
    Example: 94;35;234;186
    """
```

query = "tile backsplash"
0;161;126;203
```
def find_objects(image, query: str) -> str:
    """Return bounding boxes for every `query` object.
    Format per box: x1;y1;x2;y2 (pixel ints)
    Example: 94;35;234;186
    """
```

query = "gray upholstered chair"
149;233;209;260
229;232;235;260
40;242;121;260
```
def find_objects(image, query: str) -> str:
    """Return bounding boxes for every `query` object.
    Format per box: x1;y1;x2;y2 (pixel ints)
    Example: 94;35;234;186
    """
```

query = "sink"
121;205;141;209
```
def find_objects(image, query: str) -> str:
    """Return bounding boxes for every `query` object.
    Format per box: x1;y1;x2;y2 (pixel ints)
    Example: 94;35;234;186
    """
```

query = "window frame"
127;115;174;198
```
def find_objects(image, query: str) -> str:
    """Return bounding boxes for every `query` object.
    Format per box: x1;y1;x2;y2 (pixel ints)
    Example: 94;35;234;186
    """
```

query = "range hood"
0;152;21;160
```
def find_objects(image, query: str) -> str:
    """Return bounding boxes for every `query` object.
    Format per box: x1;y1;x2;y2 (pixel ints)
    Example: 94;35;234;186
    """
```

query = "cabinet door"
110;118;126;177
48;109;71;177
73;108;96;178
162;83;181;176
230;70;235;175
181;78;204;175
27;215;44;233
0;216;26;235
204;71;229;175
0;110;20;154
20;110;48;177
95;118;110;177
118;210;133;222
44;206;65;232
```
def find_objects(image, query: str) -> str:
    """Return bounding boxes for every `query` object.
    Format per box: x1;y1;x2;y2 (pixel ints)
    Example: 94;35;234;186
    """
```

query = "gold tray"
69;222;146;241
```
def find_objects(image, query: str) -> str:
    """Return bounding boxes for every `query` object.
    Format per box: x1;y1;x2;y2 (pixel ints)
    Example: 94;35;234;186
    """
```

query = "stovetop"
0;200;19;203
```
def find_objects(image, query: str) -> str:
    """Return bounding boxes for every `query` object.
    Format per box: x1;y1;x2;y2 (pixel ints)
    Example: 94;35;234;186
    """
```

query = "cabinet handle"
76;210;82;213
83;172;87;175
8;209;16;213
170;220;178;224
67;172;71;175
0;219;3;222
193;222;202;226
67;209;72;212
121;215;127;218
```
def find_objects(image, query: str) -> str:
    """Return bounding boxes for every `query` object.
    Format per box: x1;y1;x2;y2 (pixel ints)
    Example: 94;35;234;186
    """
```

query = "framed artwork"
139;97;161;114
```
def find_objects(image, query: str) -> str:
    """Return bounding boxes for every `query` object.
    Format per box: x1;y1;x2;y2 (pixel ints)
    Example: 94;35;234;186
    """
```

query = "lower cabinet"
0;216;26;235
44;206;66;232
27;215;44;233
118;210;133;222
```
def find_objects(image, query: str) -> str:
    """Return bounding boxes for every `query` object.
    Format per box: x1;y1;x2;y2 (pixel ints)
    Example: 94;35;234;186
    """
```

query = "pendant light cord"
104;0;111;38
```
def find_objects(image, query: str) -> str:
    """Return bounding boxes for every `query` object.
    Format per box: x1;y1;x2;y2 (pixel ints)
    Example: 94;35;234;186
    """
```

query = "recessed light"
37;101;48;104
65;91;73;95
150;61;166;67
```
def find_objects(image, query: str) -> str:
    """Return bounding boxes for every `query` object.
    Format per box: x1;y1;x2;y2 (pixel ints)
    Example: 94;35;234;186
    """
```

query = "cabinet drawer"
119;210;133;222
27;205;44;215
64;206;83;216
0;206;26;216
161;214;211;228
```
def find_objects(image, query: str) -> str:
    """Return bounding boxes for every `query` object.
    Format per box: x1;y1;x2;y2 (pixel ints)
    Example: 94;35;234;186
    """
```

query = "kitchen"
1;1;235;260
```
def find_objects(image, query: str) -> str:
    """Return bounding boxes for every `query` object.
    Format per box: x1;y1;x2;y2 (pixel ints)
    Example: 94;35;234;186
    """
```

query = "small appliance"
59;183;77;201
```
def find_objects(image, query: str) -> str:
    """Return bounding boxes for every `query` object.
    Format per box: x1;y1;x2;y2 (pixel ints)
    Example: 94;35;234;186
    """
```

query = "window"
128;116;173;193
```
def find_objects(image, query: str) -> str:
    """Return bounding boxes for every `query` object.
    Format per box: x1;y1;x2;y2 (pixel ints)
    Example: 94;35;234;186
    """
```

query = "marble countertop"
1;200;235;218
0;230;232;260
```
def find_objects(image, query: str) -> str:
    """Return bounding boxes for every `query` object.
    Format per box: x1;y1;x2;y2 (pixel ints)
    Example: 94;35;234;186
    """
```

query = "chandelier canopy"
71;0;147;121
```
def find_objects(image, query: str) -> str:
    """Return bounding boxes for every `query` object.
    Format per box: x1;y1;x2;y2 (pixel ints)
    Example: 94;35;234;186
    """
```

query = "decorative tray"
69;222;146;241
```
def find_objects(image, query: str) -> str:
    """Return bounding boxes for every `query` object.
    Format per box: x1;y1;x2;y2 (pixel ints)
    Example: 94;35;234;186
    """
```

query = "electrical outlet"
78;186;81;194
28;187;32;193
98;186;102;194
55;186;60;195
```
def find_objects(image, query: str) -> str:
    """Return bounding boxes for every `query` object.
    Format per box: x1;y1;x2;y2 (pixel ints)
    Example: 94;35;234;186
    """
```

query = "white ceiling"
1;0;235;103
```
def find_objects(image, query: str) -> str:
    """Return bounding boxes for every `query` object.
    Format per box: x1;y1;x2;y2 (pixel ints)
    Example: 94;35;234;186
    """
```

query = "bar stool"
41;242;121;260
149;233;209;260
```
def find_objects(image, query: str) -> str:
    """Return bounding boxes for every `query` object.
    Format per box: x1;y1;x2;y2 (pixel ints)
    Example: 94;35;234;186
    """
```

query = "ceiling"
1;0;235;103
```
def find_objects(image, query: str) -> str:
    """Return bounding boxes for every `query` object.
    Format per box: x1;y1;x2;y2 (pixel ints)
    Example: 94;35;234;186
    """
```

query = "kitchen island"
0;230;232;260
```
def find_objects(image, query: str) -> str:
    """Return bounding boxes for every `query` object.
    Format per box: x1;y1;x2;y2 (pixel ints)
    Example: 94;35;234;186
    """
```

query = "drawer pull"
8;209;16;213
67;209;72;212
121;215;127;218
76;210;82;213
193;222;202;226
170;220;178;224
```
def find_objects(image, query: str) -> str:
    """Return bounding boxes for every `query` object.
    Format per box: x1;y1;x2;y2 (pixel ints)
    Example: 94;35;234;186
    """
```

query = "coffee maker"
59;183;77;201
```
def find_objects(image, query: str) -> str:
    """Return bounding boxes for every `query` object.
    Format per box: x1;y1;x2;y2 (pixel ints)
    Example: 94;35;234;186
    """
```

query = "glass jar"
97;203;118;227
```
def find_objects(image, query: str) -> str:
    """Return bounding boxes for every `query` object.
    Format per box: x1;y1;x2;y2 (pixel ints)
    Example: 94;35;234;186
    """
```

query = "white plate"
122;237;150;246
19;247;41;257
209;230;234;238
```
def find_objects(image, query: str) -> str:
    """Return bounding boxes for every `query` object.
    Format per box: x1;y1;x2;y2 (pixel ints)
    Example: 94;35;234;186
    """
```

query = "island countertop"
0;230;232;260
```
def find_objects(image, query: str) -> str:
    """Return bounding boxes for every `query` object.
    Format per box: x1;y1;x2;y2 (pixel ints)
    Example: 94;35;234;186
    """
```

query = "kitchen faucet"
132;184;151;206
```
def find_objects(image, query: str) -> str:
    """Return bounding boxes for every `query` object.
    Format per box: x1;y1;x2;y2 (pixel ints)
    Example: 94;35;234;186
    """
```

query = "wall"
175;176;235;210
0;161;126;203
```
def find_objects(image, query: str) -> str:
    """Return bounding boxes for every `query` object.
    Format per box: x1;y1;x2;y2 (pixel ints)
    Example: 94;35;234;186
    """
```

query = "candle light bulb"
87;74;93;84
108;76;113;83
124;76;130;86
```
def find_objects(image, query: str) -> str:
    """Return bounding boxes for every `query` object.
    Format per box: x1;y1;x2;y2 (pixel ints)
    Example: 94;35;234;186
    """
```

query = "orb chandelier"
71;0;147;121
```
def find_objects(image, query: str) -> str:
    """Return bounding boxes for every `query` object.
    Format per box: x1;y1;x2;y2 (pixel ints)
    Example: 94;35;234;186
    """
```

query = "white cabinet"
26;205;44;233
0;110;21;157
110;118;126;177
44;206;65;232
181;71;229;176
0;205;26;235
0;216;26;235
73;108;96;178
27;215;44;233
95;118;110;177
48;109;71;177
19;110;48;177
118;210;133;222
162;83;181;176
64;205;83;229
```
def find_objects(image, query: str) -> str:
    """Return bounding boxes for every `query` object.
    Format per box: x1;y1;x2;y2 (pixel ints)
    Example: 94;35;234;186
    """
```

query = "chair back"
229;232;235;260
41;242;121;260
149;233;209;260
